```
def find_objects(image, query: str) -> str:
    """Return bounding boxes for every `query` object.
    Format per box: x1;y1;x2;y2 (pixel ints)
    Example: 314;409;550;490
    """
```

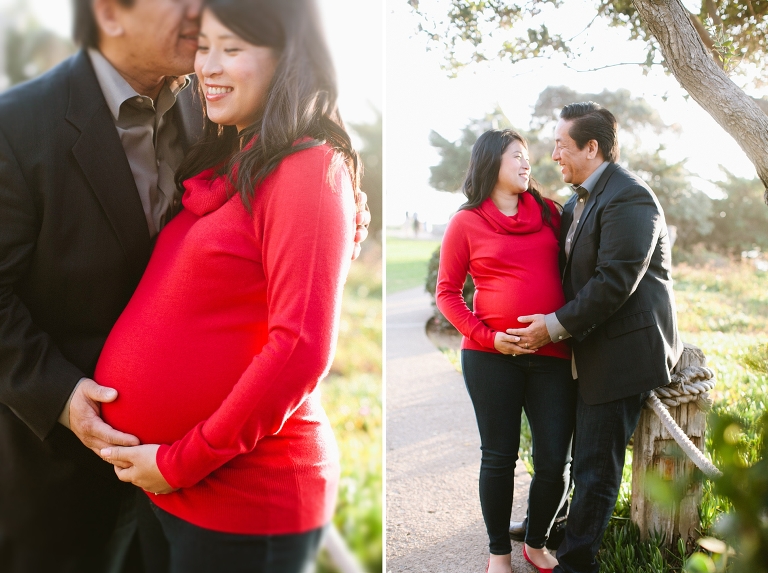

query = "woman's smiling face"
496;140;531;194
195;9;279;132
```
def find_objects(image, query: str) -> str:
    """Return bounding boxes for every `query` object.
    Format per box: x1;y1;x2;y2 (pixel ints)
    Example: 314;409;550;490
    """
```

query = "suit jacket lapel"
65;51;151;281
175;76;204;152
562;162;620;279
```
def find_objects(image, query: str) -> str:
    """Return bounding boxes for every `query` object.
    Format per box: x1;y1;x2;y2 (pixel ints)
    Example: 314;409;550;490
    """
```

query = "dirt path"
386;287;534;573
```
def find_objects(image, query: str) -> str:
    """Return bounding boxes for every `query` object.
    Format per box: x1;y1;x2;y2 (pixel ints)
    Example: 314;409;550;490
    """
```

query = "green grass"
319;244;382;573
385;237;441;293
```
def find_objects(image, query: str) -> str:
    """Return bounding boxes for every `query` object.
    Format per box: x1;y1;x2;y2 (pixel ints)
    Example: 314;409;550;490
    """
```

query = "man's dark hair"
72;0;135;49
560;102;619;163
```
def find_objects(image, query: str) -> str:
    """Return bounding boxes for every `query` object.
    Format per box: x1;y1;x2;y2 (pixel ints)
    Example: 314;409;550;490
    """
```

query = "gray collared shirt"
544;161;610;377
564;161;609;259
88;48;188;237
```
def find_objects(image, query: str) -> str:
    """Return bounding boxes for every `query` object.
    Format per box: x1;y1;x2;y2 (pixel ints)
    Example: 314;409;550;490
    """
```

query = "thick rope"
653;366;716;410
648;366;722;479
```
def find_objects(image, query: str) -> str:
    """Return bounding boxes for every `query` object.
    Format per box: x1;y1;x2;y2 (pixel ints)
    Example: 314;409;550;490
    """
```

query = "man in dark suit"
509;102;682;573
0;1;205;570
0;1;369;571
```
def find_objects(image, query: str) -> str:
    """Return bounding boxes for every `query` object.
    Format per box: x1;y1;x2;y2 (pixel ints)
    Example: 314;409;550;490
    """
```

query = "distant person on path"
509;102;682;573
436;129;576;573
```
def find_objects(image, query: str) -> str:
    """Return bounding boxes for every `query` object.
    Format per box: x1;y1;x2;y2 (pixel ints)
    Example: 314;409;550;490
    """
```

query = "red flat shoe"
523;545;554;573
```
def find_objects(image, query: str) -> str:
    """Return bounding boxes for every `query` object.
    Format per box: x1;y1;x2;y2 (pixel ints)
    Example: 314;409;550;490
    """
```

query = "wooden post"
630;343;707;543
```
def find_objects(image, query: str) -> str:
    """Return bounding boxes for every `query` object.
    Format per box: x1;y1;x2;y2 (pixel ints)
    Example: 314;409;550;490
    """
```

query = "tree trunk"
631;343;707;543
633;0;768;203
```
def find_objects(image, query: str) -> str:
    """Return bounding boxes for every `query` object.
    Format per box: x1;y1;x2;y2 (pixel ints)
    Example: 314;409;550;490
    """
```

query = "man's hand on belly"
102;444;176;495
506;314;551;351
67;378;140;464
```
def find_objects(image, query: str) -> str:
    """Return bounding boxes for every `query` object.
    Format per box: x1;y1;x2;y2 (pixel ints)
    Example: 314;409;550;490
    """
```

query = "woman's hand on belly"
493;331;536;355
101;444;177;495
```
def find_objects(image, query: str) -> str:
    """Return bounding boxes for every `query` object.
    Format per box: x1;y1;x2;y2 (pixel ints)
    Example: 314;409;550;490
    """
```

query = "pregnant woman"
96;1;358;571
436;130;576;573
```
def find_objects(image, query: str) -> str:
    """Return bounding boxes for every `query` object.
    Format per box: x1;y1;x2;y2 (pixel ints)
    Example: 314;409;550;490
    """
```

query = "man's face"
552;118;595;186
114;0;203;77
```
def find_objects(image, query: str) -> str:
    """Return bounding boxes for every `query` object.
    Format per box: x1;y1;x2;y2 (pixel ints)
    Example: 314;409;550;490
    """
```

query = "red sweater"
96;144;354;535
436;194;570;360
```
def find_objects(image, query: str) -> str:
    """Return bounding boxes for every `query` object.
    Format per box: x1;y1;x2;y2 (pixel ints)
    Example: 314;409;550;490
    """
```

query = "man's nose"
187;0;203;18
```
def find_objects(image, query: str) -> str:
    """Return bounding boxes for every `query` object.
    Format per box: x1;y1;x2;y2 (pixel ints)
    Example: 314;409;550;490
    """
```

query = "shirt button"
579;198;584;203
558;336;563;340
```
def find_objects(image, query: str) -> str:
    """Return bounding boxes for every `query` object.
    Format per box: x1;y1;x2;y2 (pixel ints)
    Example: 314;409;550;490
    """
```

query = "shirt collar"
572;160;610;196
88;48;190;121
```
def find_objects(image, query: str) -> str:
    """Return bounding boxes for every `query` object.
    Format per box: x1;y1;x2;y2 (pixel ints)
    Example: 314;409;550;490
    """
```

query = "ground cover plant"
598;259;767;572
319;245;382;573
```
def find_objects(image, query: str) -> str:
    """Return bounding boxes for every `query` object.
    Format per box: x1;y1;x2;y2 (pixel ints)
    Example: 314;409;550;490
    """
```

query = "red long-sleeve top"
96;144;354;535
436;194;570;360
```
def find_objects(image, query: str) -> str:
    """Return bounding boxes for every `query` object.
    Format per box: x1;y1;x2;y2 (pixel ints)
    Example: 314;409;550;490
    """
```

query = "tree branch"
704;0;722;25
563;61;652;73
687;11;722;68
632;0;768;203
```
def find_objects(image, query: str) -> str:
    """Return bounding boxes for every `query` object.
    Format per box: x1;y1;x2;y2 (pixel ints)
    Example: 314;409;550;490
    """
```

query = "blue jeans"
461;351;576;554
135;491;325;573
554;390;651;573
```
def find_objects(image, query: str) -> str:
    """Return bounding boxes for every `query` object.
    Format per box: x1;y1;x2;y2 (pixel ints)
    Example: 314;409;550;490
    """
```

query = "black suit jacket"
0;51;200;571
0;50;201;445
555;162;683;405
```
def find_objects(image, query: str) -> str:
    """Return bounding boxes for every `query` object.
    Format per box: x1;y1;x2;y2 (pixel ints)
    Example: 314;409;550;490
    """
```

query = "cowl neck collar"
181;167;236;216
477;192;542;234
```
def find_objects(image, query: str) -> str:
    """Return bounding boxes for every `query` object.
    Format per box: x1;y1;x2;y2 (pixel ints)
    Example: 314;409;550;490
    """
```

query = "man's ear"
93;0;125;39
587;139;600;160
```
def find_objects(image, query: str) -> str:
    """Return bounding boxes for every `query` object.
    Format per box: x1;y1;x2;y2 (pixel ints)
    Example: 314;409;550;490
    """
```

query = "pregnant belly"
96;324;265;446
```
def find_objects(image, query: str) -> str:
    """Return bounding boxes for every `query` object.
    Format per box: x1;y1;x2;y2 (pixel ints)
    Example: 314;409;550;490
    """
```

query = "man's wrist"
57;378;87;429
545;312;571;343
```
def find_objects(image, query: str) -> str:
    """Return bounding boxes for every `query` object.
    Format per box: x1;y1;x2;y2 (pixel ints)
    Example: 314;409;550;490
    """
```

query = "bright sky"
4;0;382;124
386;0;758;226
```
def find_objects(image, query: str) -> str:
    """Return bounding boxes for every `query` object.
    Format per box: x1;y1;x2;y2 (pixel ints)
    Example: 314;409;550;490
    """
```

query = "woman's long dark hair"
175;0;360;209
460;129;557;227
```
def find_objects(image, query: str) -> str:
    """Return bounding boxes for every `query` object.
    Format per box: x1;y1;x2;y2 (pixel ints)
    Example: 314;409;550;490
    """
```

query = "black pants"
136;491;325;573
554;390;650;573
461;351;576;555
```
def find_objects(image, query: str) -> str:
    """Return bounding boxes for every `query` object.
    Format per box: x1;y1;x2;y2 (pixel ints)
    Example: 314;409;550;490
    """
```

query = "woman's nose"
201;53;222;76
